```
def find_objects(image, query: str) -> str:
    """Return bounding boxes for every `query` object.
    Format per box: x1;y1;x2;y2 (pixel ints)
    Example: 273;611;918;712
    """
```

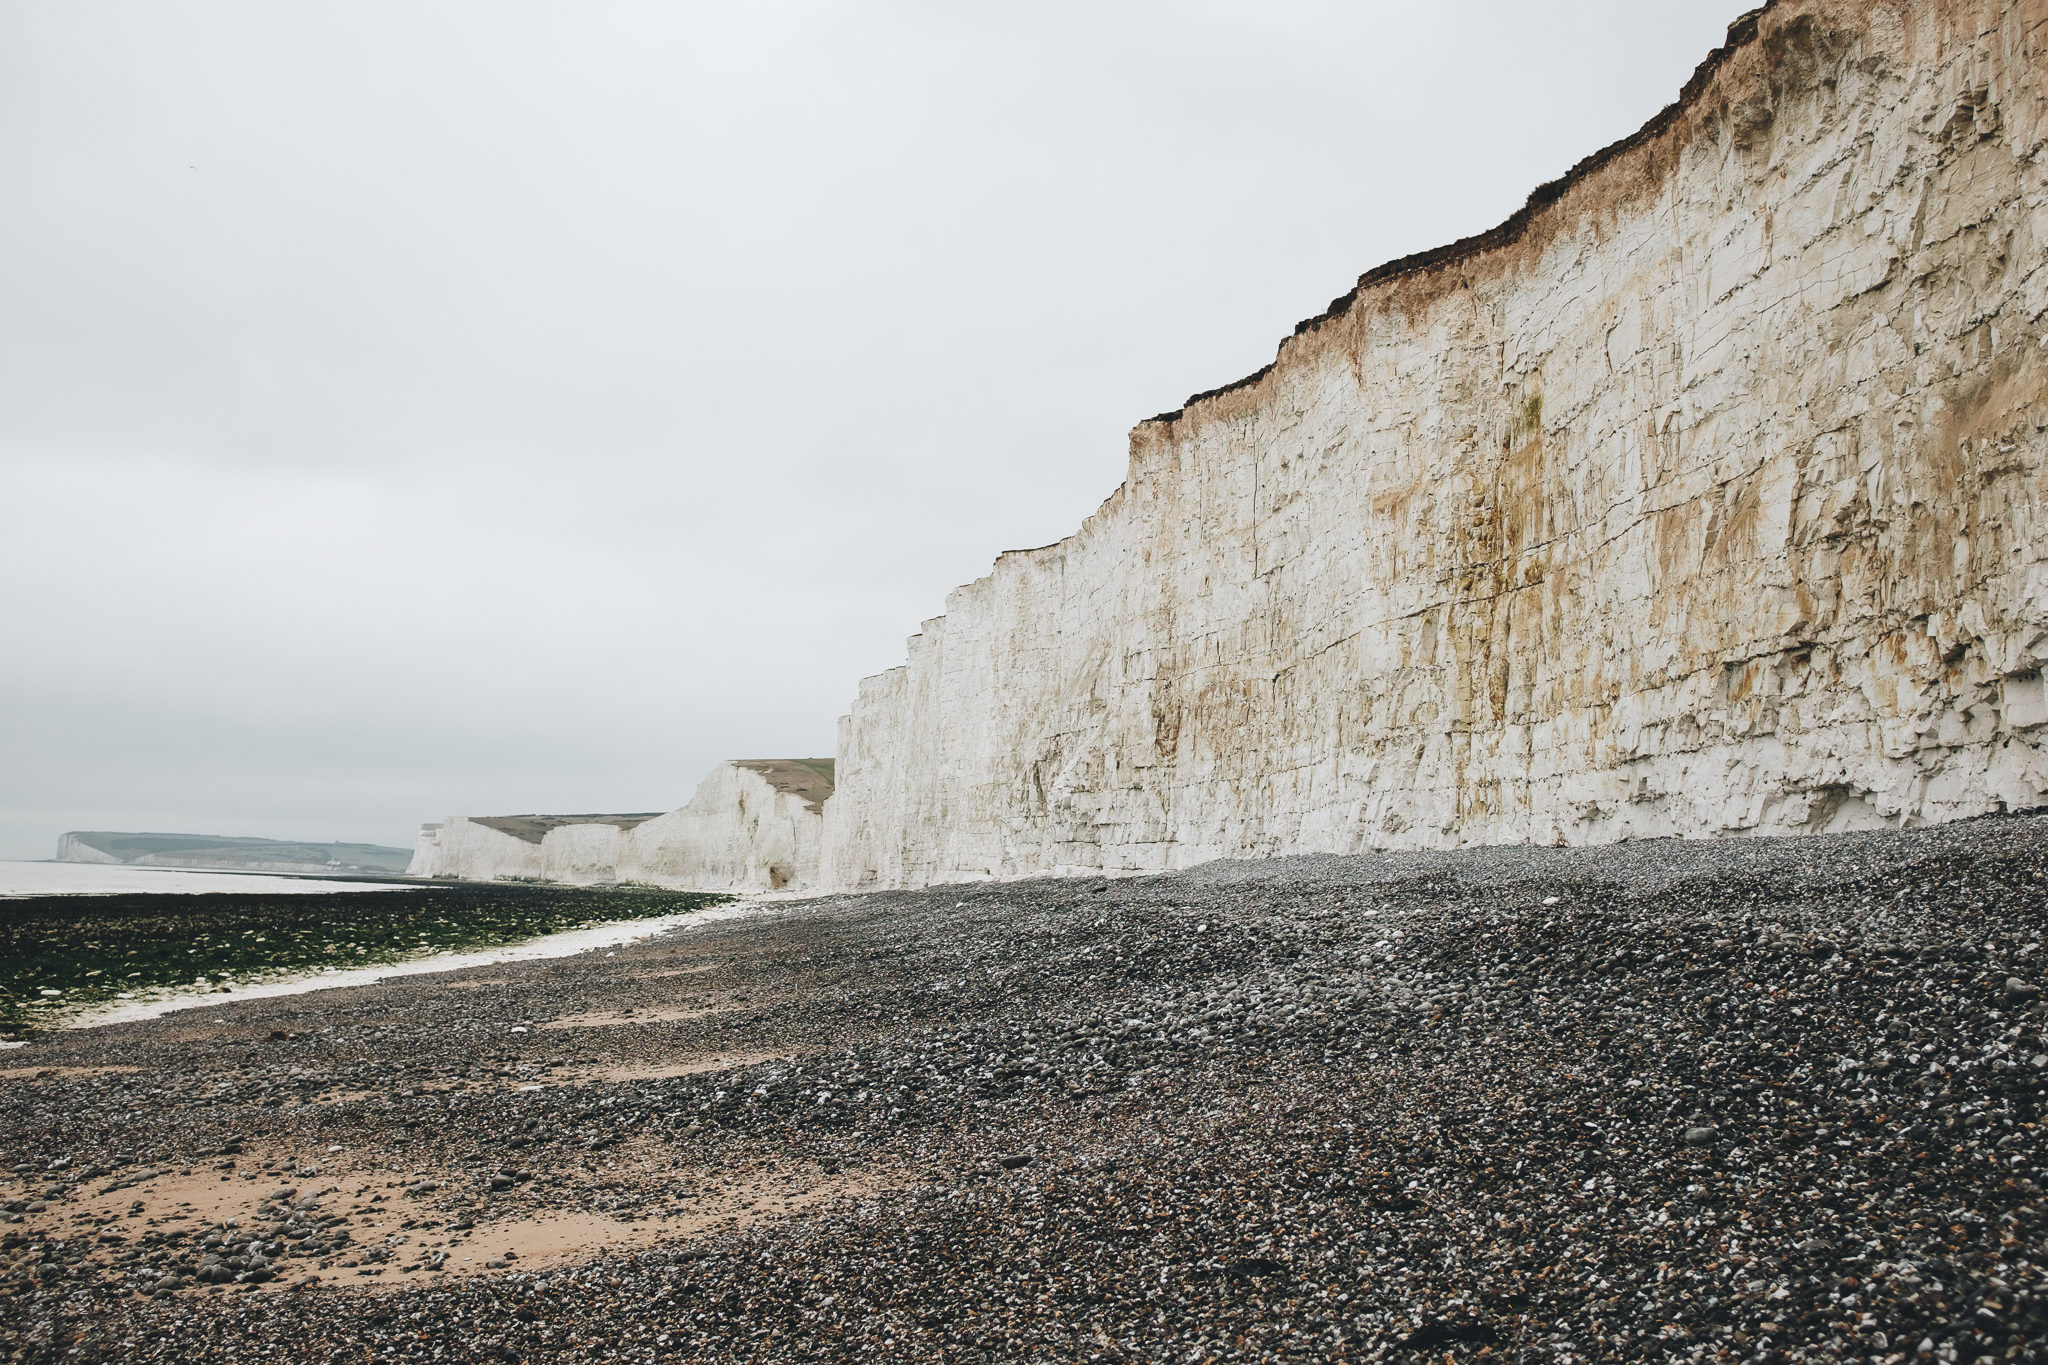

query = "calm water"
0;860;416;898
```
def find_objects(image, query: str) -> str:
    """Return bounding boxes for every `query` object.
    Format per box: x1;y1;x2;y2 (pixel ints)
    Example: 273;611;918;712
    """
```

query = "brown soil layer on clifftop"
732;760;836;814
469;815;668;846
1148;1;1788;427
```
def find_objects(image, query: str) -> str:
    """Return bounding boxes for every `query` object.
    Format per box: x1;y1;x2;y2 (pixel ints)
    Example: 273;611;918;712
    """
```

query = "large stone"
820;0;2048;890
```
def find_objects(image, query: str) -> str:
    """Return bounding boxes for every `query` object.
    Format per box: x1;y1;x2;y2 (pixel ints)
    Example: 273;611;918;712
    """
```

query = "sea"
0;860;415;898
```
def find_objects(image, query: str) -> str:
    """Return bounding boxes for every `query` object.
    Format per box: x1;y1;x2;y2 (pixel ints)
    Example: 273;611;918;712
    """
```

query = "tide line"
54;900;779;1032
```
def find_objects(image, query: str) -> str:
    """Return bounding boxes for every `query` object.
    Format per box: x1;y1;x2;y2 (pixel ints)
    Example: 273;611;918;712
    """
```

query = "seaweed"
0;883;728;1037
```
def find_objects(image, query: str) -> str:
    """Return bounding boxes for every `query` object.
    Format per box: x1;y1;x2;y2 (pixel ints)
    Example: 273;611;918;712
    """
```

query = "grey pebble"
4;813;2047;1365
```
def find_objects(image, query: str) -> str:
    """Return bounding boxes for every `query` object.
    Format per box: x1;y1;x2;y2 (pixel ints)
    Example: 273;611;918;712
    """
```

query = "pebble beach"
3;816;2046;1363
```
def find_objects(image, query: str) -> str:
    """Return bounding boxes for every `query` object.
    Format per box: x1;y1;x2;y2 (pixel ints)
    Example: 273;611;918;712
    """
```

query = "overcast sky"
0;1;1751;859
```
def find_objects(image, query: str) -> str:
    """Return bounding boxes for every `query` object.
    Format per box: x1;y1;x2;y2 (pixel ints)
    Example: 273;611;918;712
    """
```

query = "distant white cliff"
56;831;413;875
408;759;833;893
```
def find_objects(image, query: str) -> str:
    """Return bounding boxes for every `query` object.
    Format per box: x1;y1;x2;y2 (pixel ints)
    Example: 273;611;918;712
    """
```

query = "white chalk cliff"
818;0;2048;890
409;759;833;892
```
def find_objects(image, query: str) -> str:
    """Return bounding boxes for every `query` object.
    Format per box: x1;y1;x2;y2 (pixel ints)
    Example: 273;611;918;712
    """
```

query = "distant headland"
54;831;413;877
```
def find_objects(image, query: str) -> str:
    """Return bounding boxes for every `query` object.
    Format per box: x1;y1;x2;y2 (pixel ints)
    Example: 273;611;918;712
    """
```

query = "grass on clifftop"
0;883;728;1038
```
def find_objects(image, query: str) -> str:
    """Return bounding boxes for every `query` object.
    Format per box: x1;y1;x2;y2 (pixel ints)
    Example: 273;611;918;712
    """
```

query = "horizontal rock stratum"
820;0;2048;891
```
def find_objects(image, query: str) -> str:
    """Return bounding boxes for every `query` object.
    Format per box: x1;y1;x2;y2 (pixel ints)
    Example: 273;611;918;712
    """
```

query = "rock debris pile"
3;815;2047;1363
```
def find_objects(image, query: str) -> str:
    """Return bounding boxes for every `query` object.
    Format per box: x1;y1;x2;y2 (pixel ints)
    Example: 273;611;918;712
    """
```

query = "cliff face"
620;760;832;892
821;0;2048;890
405;816;634;883
54;834;121;865
408;760;833;892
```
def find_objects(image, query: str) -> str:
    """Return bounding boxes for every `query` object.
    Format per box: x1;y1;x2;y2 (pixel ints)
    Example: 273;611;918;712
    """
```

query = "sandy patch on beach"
540;1005;720;1029
0;1065;140;1081
562;1052;784;1084
3;1140;893;1300
12;1161;288;1231
485;1053;781;1090
2;1148;370;1291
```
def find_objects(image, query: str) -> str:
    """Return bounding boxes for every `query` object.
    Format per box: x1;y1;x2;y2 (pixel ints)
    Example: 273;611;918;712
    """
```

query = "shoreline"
47;899;778;1033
